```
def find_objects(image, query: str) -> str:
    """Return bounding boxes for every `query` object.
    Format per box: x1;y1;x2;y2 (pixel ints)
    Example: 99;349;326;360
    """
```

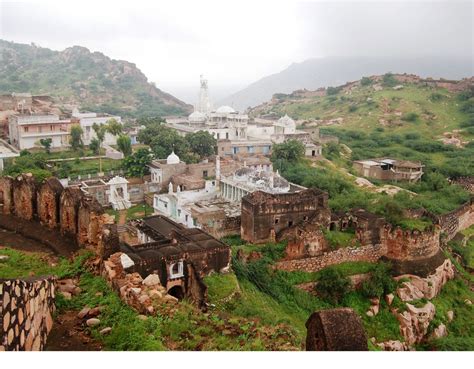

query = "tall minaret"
197;75;211;115
215;156;221;181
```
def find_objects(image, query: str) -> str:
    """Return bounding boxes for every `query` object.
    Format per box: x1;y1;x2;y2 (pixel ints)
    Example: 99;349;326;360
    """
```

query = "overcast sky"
0;0;472;102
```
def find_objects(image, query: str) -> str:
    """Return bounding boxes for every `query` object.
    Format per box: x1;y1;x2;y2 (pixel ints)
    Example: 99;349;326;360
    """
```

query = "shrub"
315;268;351;304
401;112;419;122
361;263;396;298
360;77;372;86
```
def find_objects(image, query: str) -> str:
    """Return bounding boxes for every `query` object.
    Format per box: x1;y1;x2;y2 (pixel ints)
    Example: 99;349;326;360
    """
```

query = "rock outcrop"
394;302;436;345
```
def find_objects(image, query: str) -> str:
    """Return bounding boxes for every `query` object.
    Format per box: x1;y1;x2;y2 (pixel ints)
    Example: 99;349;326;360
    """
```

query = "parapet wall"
437;198;474;241
0;276;55;351
274;244;383;272
0;174;118;255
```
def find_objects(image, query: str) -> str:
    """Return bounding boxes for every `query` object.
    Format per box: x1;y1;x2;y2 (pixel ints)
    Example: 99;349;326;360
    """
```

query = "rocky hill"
219;56;473;111
0;40;192;118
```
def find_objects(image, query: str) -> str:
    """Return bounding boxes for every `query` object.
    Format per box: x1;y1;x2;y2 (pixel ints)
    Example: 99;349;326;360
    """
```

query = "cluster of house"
0;93;138;150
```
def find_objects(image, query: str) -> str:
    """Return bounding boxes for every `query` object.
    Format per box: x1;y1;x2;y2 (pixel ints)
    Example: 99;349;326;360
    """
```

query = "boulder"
142;274;161;287
164;294;179;304
385;294;394;306
77;307;91;319
431;323;447;340
61;291;72;300
376;340;408;351
0;255;9;261
447;310;454;322
100;327;112;335
120;253;135;269
395;302;436;345
86;318;100;327
149;290;163;300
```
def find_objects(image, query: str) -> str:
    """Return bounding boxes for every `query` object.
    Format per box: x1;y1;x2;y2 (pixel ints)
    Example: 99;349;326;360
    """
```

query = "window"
304;216;309;221
203;170;208;178
24;126;29;133
178;209;181;217
185;214;189;222
226;132;229;139
169;261;184;278
275;218;279;224
50;125;54;131
288;221;293;227
217;133;220;139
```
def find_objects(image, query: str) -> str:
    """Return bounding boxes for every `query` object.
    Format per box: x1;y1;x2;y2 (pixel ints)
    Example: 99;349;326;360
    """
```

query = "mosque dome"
166;151;180;165
216;105;236;114
189;111;206;123
277;114;296;127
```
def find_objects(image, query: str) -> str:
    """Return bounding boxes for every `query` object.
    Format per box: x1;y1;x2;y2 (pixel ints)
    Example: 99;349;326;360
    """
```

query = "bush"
315;268;351;304
382;73;398;87
361;263;396;298
327;86;342;95
360;77;372;86
401;112;419;122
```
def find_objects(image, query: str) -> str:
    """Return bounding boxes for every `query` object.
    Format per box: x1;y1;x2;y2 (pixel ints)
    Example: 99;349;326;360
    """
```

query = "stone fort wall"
0;276;55;351
437;198;474;241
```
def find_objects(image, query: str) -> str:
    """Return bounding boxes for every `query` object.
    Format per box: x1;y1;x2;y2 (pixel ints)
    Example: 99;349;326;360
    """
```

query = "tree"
106;118;123;136
70;124;84;151
382;72;398;87
137;122;163;145
137;116;165;127
89;137;100;155
326;86;342;95
122;148;152;177
315;268;351;304
39;138;52;154
271;140;305;163
360;76;372;86
361;263;396;298
92;122;106;144
186;130;217;158
149;126;190;159
117;134;132;156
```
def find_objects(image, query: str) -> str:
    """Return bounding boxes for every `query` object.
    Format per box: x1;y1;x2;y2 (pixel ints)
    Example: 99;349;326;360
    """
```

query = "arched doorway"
167;285;184;300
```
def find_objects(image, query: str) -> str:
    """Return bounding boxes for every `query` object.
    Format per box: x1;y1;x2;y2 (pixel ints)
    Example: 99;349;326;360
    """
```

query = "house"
8;114;74;149
353;158;424;182
72;109;122;146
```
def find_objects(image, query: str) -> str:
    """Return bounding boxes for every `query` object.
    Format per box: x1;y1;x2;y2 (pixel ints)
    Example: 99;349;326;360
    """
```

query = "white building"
72;109;122;146
8;114;73;150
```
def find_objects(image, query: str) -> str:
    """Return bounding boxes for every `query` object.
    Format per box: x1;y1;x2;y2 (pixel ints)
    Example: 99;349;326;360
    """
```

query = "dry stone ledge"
1;276;56;351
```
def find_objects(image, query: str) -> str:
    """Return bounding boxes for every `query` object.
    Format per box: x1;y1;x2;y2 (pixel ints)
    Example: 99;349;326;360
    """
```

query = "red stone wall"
12;174;37;221
0;276;55;351
37;186;60;229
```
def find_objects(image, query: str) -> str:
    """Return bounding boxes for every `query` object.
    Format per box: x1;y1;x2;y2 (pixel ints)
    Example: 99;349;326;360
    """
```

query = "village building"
353;158;424;182
8;113;74;149
121;214;231;300
240;188;330;244
72;109;122;146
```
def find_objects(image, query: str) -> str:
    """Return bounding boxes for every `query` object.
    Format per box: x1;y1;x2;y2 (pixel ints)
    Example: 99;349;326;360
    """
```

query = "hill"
219;56;473;111
0;40;192;118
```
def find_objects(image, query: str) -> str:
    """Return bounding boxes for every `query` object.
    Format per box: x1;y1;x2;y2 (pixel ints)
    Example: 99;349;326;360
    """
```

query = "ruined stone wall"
382;226;440;261
0;276;55;351
12;174;37;220
437;198;474;241
199;214;241;239
452;177;474;194
274;244;383;272
0;176;14;215
37;178;63;229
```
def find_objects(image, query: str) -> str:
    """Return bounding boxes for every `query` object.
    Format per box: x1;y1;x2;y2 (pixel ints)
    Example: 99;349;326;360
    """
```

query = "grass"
397;217;433;231
204;273;239;304
323;229;358;249
106;203;154;222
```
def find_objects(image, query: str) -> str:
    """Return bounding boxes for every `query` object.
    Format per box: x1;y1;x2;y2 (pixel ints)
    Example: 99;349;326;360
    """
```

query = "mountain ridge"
0;40;192;117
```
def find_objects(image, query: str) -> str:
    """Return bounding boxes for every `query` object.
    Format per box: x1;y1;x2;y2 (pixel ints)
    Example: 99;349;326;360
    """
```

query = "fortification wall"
438;198;474;241
274;244;383;272
0;276;55;351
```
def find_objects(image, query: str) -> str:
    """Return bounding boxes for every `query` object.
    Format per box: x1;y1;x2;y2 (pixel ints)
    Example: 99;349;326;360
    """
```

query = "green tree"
89;137;100;155
360;76;372;86
39;138;52;154
137;122;163;145
326;86;342;95
149;126;190;160
271;140;305;163
186;130;217;158
70;124;84;151
117;134;132;156
382;72;398;87
122;148;152;177
361;263;396;298
106;118;123;136
315;268;351;304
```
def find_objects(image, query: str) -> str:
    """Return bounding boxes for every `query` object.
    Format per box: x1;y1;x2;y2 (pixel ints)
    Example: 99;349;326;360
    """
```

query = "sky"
0;0;472;103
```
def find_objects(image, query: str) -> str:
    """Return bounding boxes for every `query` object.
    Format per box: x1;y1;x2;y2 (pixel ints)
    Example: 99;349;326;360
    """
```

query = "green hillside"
0;40;192;118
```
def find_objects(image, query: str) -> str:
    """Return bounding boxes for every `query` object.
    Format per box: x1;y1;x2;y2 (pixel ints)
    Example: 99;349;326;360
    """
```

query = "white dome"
216;105;236;114
166;151;180;165
277;114;296;127
189;111;206;123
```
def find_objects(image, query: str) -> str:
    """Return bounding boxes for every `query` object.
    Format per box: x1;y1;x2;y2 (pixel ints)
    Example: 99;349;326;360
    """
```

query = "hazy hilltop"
0;40;192;117
219;56;473;111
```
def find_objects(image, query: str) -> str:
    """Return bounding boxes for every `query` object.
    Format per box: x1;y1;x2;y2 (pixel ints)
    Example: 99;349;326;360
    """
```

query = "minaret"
197;75;211;115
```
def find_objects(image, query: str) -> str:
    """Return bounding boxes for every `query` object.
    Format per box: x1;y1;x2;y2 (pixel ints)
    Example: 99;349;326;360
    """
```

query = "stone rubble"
394;302;436;345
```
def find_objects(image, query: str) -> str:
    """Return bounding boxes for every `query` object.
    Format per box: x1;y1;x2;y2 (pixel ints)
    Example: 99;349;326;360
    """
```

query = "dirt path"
118;210;127;225
45;310;103;351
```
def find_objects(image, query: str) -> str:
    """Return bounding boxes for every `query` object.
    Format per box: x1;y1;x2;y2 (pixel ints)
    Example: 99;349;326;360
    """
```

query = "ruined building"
118;215;231;304
353;158;424;183
306;308;368;351
241;188;331;244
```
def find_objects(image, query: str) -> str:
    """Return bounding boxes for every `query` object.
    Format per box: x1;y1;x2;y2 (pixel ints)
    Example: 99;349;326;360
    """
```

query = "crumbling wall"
0;276;55;351
437;198;474;241
12;173;37;220
59;187;83;237
275;244;383;272
37;178;63;229
0;176;14;215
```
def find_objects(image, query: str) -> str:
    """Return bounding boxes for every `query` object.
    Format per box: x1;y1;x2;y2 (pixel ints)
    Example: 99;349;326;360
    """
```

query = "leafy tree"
361;263;396;298
89;137;101;155
70;124;84;151
92;123;106;144
185;130;217;158
56;162;72;178
137;116;165;127
326;86;342;95
117;134;132;156
106;118;123;136
360;76;372;86
3;154;52;181
122;148;152;177
382;72;398;87
149;126;190;160
323;142;341;160
315;268;351;304
271;140;305;163
39;138;52;154
137;122;163;145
